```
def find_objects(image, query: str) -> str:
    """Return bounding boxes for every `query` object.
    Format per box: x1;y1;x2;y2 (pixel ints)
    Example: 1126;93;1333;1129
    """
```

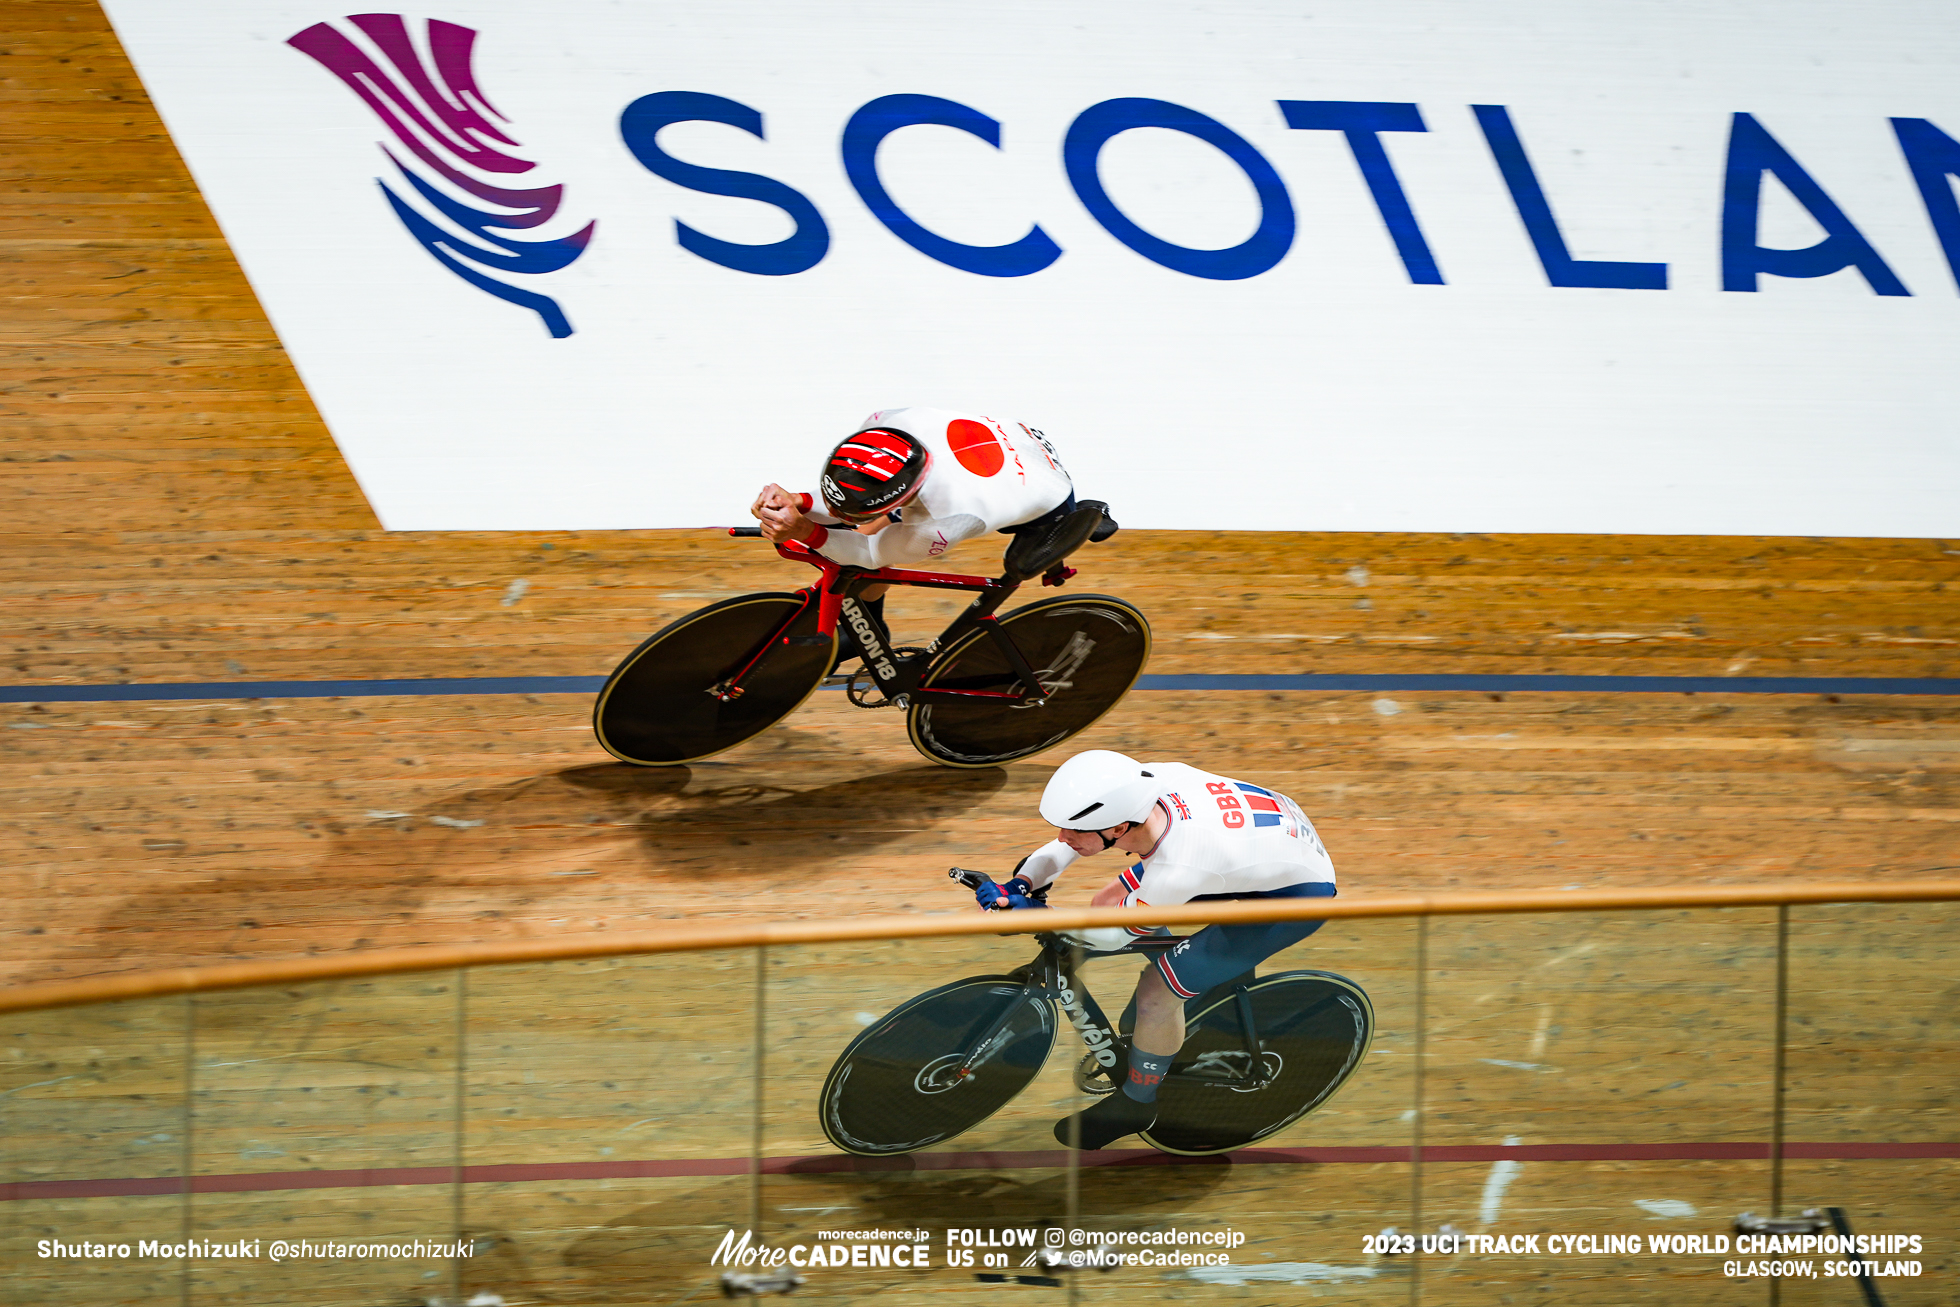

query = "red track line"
4;1140;1954;1202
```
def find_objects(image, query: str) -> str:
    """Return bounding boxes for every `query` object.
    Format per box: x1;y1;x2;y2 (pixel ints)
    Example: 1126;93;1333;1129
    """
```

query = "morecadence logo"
289;14;594;338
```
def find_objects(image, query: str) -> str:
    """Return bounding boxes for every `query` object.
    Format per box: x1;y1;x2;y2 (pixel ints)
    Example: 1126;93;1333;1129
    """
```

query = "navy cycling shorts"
1152;880;1337;1001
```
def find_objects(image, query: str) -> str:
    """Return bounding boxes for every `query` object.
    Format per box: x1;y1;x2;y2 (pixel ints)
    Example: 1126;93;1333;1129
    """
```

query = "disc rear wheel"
906;594;1149;768
1140;971;1373;1156
593;591;832;765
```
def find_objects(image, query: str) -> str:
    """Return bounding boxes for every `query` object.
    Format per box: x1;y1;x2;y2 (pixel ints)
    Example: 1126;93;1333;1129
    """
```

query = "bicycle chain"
844;647;930;709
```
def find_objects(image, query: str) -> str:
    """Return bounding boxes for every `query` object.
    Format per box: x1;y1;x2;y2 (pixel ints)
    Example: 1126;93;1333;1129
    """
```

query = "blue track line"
3;672;1957;705
1135;673;1960;695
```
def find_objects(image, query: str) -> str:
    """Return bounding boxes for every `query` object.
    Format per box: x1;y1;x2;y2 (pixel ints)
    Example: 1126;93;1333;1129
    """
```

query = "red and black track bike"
592;502;1149;768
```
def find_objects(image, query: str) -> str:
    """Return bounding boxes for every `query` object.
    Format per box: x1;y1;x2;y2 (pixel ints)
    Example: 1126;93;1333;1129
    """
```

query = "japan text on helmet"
819;427;931;524
1040;750;1160;830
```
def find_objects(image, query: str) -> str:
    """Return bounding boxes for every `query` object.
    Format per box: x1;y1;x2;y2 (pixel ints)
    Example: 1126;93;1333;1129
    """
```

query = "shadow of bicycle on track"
34;754;1009;986
454;755;1012;875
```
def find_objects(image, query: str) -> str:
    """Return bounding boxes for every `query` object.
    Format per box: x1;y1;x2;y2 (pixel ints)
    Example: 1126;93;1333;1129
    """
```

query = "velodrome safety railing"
3;883;1954;1304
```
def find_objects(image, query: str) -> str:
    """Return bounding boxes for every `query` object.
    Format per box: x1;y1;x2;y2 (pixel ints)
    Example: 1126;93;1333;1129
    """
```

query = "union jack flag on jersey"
1236;782;1305;833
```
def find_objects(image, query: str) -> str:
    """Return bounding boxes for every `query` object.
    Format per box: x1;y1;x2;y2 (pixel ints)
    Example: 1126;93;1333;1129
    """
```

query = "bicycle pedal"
844;666;897;708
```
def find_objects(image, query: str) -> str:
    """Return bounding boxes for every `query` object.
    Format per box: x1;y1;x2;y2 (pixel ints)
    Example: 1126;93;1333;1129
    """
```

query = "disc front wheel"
593;591;832;765
820;977;1057;1155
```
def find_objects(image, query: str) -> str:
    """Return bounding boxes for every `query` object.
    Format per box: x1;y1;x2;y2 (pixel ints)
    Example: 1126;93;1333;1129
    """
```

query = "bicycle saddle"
1002;502;1113;581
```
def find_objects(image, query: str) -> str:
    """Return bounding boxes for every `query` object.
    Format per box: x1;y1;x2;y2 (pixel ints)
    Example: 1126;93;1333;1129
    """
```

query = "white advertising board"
102;1;1960;535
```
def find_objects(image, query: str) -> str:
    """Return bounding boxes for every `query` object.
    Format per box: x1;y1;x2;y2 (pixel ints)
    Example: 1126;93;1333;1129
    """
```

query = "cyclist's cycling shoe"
1054;1091;1157;1150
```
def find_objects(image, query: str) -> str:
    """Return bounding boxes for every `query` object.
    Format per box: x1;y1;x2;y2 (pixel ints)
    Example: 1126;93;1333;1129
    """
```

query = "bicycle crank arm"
1166;1060;1275;1091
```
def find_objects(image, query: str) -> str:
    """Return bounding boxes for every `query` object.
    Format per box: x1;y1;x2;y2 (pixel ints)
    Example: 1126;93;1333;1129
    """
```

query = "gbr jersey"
1016;763;1336;918
805;406;1073;568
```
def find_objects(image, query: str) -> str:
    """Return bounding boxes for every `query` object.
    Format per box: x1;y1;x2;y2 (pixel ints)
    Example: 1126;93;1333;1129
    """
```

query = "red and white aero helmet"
820;427;930;523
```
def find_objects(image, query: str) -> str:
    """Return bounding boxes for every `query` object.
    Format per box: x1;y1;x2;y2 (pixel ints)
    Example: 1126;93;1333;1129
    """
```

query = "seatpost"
816;564;874;636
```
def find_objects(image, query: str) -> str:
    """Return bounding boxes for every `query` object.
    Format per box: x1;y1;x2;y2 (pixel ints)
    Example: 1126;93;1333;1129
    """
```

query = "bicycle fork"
946;947;1120;1082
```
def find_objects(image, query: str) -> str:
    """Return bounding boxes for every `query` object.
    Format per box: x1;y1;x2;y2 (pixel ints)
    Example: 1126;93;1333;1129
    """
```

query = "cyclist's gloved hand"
976;876;1046;911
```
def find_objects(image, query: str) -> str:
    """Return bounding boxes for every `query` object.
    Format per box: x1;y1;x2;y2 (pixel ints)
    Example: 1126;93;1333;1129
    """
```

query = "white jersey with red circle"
1015;763;1336;933
806;406;1073;569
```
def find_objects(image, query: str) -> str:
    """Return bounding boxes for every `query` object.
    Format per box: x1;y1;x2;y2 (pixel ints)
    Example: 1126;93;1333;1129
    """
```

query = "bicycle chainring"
1180;1046;1283;1091
844;647;930;708
1074;1035;1129;1095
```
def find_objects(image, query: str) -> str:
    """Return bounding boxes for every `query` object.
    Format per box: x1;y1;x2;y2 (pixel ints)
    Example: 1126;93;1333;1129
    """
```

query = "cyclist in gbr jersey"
975;750;1338;1150
751;407;1088;668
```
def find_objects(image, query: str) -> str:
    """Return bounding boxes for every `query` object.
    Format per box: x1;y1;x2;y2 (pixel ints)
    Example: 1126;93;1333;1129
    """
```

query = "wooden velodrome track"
2;3;1955;1303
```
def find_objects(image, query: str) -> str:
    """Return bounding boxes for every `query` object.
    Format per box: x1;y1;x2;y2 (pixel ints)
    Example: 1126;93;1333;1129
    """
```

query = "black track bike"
592;502;1148;769
818;870;1374;1157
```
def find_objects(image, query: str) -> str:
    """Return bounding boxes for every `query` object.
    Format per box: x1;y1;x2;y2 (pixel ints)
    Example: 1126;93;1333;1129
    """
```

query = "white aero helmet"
1040;750;1161;830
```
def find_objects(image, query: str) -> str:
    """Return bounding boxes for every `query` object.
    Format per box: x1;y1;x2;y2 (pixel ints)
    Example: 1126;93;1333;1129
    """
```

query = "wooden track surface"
3;8;1957;981
1;5;1955;1303
0;0;376;534
8;685;1959;988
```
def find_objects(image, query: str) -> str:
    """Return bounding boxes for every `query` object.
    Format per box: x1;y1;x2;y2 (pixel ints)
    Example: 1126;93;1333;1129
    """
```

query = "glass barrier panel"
185;973;461;1305
5;894;1948;1305
751;915;1417;1303
1070;913;1419;1305
1415;907;1778;1305
1778;899;1957;1307
3;996;191;1307
459;948;757;1305
758;931;1067;1304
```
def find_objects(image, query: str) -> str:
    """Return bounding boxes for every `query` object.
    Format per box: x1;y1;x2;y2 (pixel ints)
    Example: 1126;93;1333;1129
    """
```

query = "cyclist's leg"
832;593;890;671
1054;966;1173;1148
1056;882;1336;1149
1151;881;1338;1011
1126;881;1338;1031
1114;938;1273;1105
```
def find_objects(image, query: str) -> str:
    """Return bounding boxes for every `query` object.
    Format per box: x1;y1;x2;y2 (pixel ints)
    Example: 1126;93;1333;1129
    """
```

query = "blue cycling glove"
976;875;1046;911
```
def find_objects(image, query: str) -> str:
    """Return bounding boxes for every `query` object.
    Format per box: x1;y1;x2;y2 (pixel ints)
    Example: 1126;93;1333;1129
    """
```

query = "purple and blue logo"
289;14;593;338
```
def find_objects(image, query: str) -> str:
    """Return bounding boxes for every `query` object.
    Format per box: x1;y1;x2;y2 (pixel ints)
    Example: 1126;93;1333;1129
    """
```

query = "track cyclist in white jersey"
975;750;1338;1150
750;406;1113;669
